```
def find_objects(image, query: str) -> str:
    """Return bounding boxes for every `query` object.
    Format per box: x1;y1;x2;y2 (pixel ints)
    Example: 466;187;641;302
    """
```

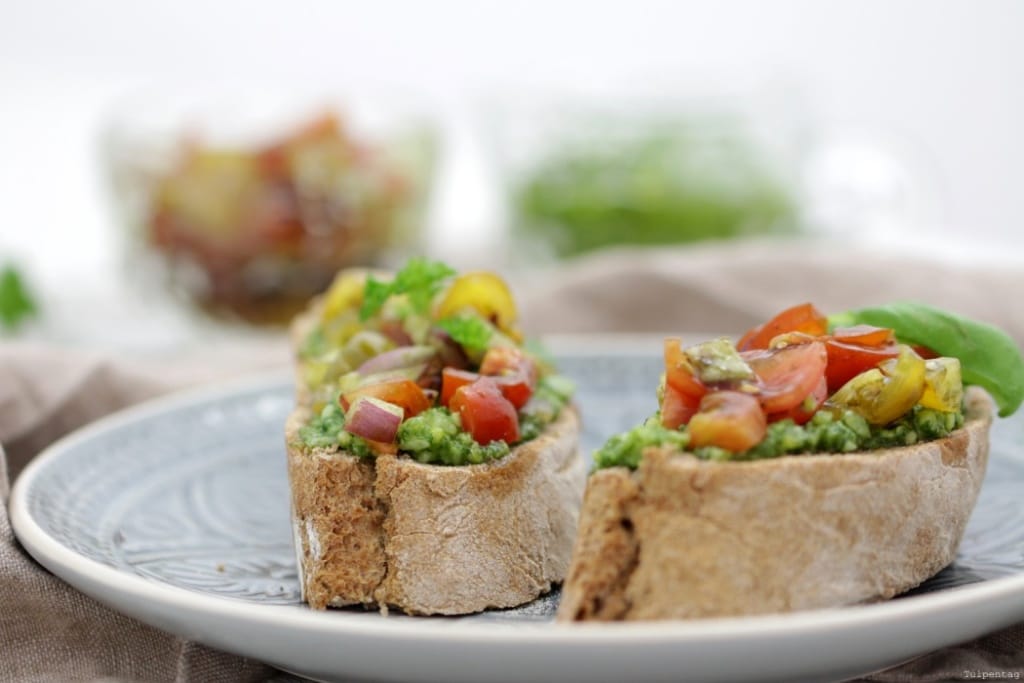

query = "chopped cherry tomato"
823;339;900;393
663;338;707;399
742;341;827;414
479;347;537;409
920;357;963;412
341;379;431;419
441;368;480;407
688;391;767;452
831;325;894;347
829;345;926;425
770;375;827;425
494;376;534;410
661;383;701;429
737;303;827;351
912;344;940;360
767;331;820;348
450;378;520;445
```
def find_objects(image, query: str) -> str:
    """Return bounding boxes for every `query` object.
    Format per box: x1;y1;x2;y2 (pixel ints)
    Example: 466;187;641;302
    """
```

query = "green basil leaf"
0;264;38;332
828;302;1024;417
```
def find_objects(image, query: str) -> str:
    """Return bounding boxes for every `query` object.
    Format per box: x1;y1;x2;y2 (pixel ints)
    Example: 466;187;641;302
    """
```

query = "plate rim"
9;370;1024;648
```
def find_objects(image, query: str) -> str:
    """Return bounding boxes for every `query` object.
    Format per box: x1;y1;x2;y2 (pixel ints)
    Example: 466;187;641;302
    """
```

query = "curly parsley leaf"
0;264;38;332
436;314;494;352
359;258;455;321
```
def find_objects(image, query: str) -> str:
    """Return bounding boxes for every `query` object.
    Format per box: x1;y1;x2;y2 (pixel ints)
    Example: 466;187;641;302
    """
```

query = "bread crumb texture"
557;387;993;621
287;405;585;615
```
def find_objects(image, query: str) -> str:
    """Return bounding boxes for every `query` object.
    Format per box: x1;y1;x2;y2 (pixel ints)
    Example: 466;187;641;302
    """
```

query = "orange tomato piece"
663;338;707;399
342;379;431;419
661;383;702;429
688;391;767;452
441;368;480;408
479;347;537;409
823;339;901;393
770;374;827;425
831;325;894;347
743;341;827;414
737;303;827;351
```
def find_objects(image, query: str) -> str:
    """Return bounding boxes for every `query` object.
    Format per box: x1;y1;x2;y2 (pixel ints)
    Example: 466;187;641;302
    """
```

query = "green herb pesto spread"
398;408;510;465
593;404;965;470
297;402;374;457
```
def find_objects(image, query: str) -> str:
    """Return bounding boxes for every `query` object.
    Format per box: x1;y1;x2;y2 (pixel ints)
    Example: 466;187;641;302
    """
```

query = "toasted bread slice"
287;404;585;615
558;387;993;622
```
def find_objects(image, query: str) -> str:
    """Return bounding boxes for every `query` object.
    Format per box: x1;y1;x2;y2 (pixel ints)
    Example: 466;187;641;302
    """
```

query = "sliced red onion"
379;320;415;347
353;365;427;392
344;397;404;443
357;345;437;375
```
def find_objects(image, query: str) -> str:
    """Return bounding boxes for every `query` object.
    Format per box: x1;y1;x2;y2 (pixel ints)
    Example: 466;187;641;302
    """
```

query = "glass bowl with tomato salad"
103;89;438;326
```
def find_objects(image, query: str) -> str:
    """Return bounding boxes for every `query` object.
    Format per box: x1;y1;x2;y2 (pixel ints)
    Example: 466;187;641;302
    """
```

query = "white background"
2;0;1023;297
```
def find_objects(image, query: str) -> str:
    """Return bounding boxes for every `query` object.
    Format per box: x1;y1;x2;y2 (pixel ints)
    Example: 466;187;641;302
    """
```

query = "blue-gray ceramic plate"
10;341;1024;683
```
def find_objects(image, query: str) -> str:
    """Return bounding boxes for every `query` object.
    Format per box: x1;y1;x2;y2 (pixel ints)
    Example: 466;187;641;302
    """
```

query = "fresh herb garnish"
829;302;1024;417
0;264;38;331
359;258;455;321
436;314;493;352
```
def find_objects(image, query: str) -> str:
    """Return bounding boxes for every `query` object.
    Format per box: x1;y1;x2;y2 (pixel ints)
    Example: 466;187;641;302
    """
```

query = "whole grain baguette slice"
287;404;585;615
558;387;993;622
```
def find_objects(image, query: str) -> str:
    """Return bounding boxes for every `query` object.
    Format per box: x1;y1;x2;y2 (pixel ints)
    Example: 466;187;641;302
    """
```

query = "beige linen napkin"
517;240;1024;346
0;343;285;683
2;240;1022;682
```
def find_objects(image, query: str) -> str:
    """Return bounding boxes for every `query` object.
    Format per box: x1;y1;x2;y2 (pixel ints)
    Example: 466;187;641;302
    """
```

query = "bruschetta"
286;259;585;615
559;302;1022;621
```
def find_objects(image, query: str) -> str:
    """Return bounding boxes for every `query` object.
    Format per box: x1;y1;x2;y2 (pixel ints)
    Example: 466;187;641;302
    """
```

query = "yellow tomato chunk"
320;270;371;322
435;272;519;335
830;345;925;425
919;357;963;413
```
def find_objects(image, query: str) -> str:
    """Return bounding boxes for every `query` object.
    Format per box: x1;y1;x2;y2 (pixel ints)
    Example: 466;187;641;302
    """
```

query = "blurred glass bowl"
104;90;437;326
485;89;804;261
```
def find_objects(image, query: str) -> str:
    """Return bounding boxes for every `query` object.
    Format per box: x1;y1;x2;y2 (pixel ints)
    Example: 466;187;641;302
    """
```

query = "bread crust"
287;405;585;615
558;387;993;622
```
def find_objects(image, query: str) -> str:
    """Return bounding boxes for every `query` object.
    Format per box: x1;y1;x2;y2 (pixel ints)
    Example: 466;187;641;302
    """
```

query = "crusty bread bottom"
558;388;993;622
287;406;585;615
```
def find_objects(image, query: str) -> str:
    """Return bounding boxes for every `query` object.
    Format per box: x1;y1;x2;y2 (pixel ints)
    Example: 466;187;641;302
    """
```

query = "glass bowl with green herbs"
489;96;801;260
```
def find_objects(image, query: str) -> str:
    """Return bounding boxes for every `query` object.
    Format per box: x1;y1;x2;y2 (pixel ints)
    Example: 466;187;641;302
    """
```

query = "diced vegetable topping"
296;259;572;463
356;345;437;376
660;383;701;430
687;391;767;452
829;346;925;425
920;358;963;413
435;271;520;337
594;300;1021;469
342;379;432;420
737;303;827;351
450;378;521;446
684;338;755;385
743;341;827;414
345;397;404;443
828;302;1024;417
